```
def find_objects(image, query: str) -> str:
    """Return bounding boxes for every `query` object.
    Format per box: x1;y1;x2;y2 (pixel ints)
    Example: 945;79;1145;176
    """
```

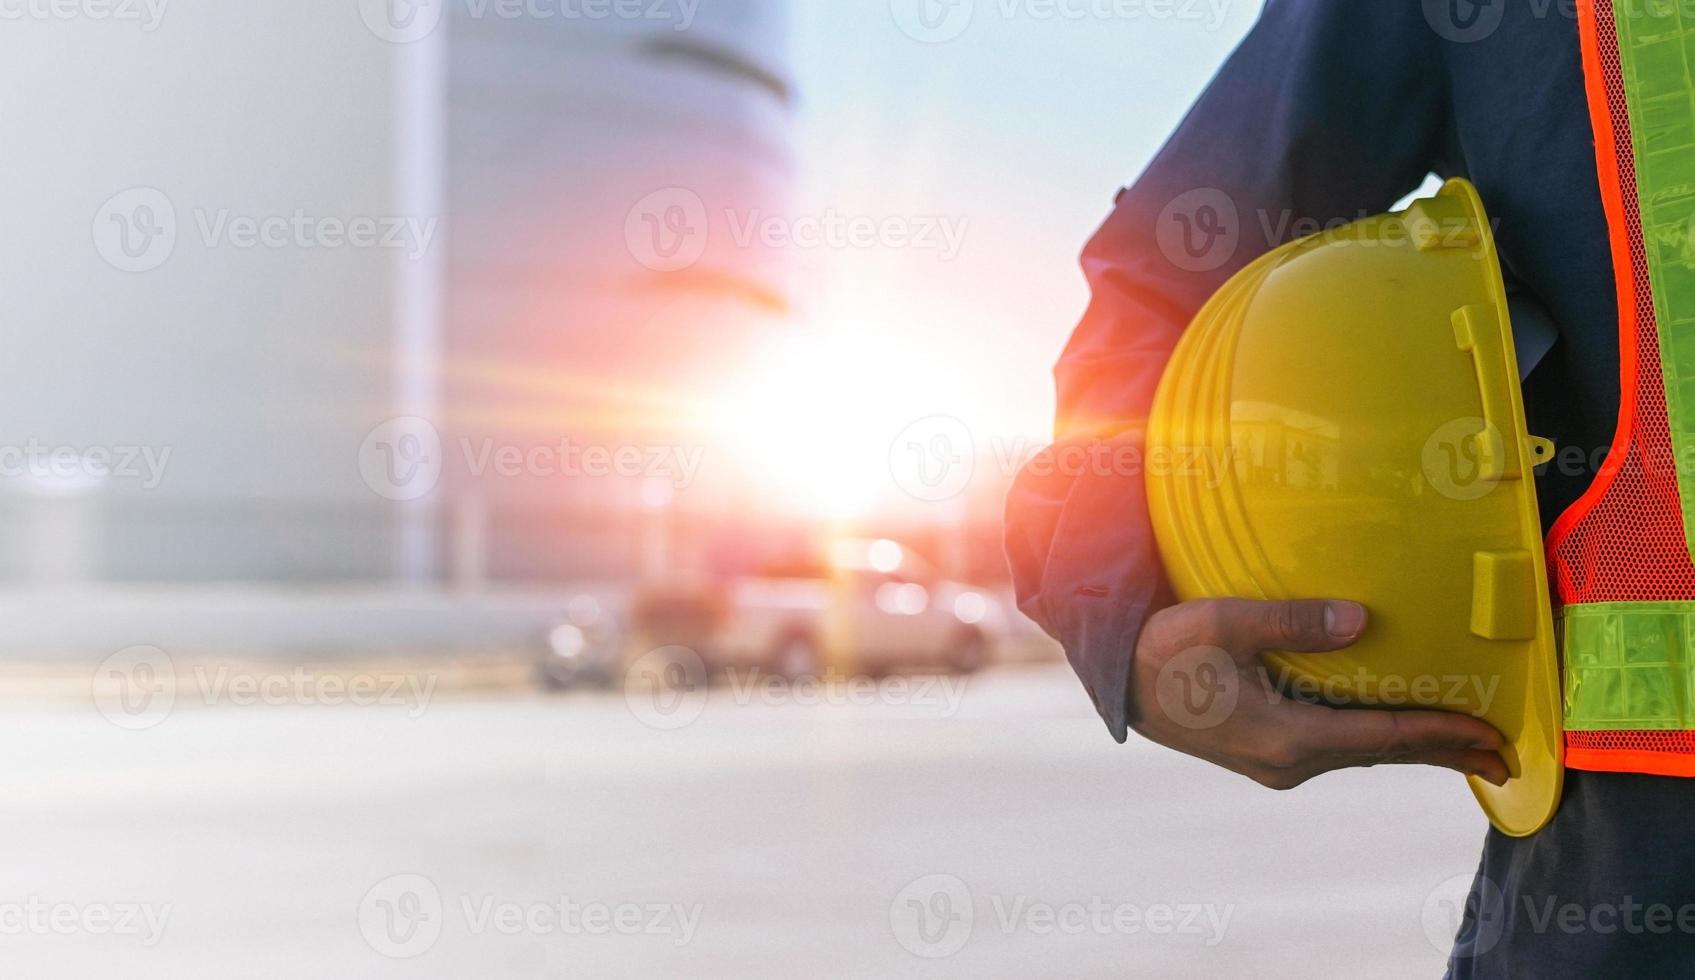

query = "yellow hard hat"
1146;178;1563;837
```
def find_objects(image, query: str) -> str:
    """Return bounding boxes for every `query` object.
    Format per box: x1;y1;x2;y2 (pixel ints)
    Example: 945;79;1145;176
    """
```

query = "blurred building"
443;0;795;585
0;0;794;588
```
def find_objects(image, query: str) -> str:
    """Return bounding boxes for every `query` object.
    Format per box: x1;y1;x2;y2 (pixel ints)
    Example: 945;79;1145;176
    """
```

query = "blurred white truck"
537;539;1010;688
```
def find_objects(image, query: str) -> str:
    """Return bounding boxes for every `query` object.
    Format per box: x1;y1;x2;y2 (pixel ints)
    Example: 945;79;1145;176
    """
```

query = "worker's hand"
1129;598;1509;790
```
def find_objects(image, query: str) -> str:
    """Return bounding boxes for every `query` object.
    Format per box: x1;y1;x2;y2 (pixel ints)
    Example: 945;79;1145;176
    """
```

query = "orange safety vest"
1555;0;1695;775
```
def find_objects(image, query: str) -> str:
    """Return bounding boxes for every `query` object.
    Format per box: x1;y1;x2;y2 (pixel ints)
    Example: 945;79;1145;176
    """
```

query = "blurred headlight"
875;581;929;615
548;624;588;660
952;591;988;625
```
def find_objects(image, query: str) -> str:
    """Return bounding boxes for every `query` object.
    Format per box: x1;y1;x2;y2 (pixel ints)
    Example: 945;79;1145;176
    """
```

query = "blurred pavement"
0;664;1486;978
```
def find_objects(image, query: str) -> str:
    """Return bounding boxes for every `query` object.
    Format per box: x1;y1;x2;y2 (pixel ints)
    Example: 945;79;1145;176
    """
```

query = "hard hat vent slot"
1405;195;1479;252
1472;550;1538;642
1452;305;1523;482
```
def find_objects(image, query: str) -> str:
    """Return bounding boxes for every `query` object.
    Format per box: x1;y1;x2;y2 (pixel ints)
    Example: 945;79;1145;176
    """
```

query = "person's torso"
1428;5;1695;974
1437;3;1621;530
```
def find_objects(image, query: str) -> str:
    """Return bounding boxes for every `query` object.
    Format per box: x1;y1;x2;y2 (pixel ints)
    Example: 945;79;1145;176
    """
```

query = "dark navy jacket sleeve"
1005;0;1451;741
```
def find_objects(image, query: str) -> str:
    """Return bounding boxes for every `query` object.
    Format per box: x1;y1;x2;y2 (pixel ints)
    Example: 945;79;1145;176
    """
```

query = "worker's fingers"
1284;703;1508;782
1133;599;1516;792
1171;598;1368;658
1411;749;1513;786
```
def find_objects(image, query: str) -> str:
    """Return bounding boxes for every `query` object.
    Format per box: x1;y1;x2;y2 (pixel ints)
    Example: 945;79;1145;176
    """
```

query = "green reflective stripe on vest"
1564;602;1695;729
1615;5;1695;558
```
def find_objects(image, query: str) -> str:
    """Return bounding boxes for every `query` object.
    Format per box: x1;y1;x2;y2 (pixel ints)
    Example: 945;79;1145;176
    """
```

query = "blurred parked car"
708;537;1004;678
534;539;1010;689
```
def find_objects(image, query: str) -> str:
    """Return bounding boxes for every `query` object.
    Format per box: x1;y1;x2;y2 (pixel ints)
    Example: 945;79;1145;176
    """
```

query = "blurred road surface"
0;665;1486;978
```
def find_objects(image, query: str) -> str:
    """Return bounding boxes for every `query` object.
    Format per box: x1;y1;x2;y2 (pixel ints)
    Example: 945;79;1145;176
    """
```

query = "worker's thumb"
1205;598;1368;655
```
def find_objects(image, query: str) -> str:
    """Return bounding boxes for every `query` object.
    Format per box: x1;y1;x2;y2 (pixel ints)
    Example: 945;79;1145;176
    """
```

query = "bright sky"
786;2;1264;445
707;2;1266;517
